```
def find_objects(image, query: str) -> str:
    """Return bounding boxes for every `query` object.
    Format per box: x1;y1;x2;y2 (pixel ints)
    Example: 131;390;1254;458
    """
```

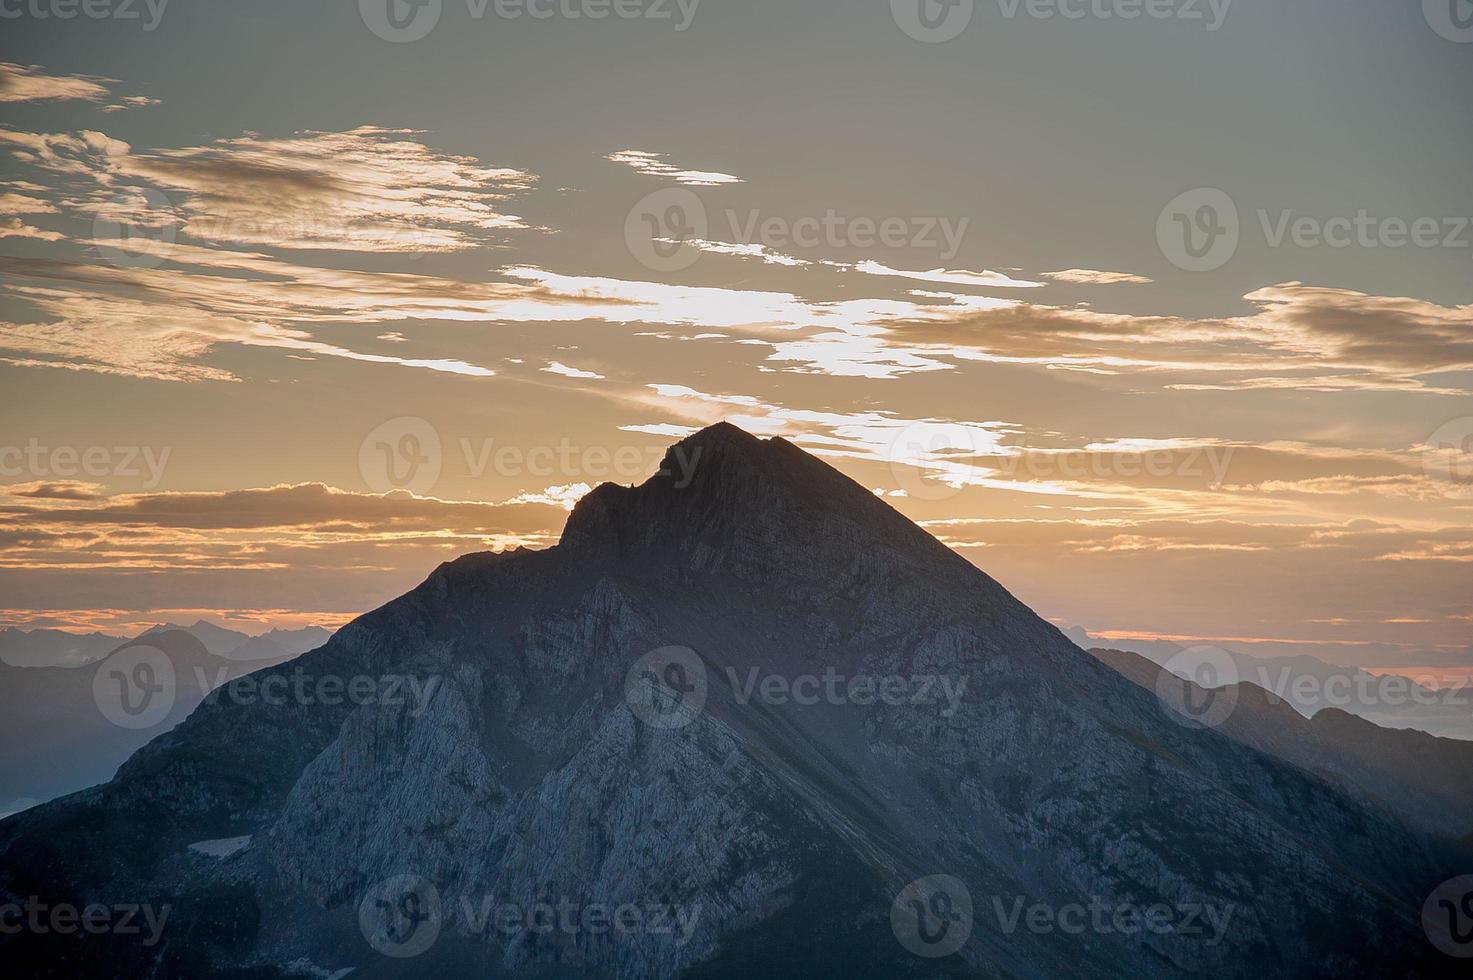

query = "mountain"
0;424;1462;978
0;627;128;667
0;622;332;669
140;621;333;661
1068;628;1473;741
1091;647;1473;841
0;627;324;816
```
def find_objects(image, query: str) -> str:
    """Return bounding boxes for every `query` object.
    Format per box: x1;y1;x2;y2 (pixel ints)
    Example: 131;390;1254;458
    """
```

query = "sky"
0;0;1470;671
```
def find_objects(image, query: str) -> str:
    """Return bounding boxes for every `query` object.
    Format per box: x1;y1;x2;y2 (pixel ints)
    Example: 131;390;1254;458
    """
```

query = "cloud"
0;192;57;216
543;361;604;380
882;283;1473;391
1043;269;1152;285
0;124;536;252
0;218;63;241
685;240;810;266
505;483;594;510
116;127;536;252
0;64;111;104
847;261;1044;289
605;149;742;186
0;483;569;633
3;124;1468;395
0;261;502;381
100;95;161;113
631;383;1021;494
2;481;106;500
1;482;564;532
1237;283;1473;376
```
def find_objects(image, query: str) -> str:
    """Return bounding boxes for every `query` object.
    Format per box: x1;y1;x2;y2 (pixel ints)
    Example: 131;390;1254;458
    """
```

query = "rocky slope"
0;424;1462;978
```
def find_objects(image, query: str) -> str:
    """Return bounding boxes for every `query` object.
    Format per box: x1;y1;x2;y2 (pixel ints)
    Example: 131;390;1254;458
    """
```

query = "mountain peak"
555;423;981;595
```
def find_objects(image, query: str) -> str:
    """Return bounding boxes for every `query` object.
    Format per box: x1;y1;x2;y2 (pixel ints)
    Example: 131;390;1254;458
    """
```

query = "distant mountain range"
1066;627;1473;741
0;621;333;668
0;623;331;816
0;426;1463;977
1091;647;1473;842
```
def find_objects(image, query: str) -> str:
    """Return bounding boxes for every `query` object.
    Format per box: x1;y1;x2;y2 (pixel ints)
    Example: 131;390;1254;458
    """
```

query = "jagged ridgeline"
0;424;1462;978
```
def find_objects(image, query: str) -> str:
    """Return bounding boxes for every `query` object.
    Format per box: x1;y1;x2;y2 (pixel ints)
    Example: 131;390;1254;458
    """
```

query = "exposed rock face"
0;424;1462;978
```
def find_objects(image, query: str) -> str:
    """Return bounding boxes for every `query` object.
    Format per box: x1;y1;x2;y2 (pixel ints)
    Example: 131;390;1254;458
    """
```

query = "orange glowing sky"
1;4;1471;669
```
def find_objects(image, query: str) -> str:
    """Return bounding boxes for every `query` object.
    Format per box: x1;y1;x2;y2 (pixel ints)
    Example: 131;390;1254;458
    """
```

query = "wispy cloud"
0;482;568;631
1043;268;1153;285
0;124;535;252
846;261;1044;290
543;361;604;380
0;63;112;104
0;218;63;241
606;149;742;186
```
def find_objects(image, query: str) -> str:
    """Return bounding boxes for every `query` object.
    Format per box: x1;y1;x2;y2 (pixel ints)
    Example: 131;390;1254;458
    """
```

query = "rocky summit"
0;423;1462;978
